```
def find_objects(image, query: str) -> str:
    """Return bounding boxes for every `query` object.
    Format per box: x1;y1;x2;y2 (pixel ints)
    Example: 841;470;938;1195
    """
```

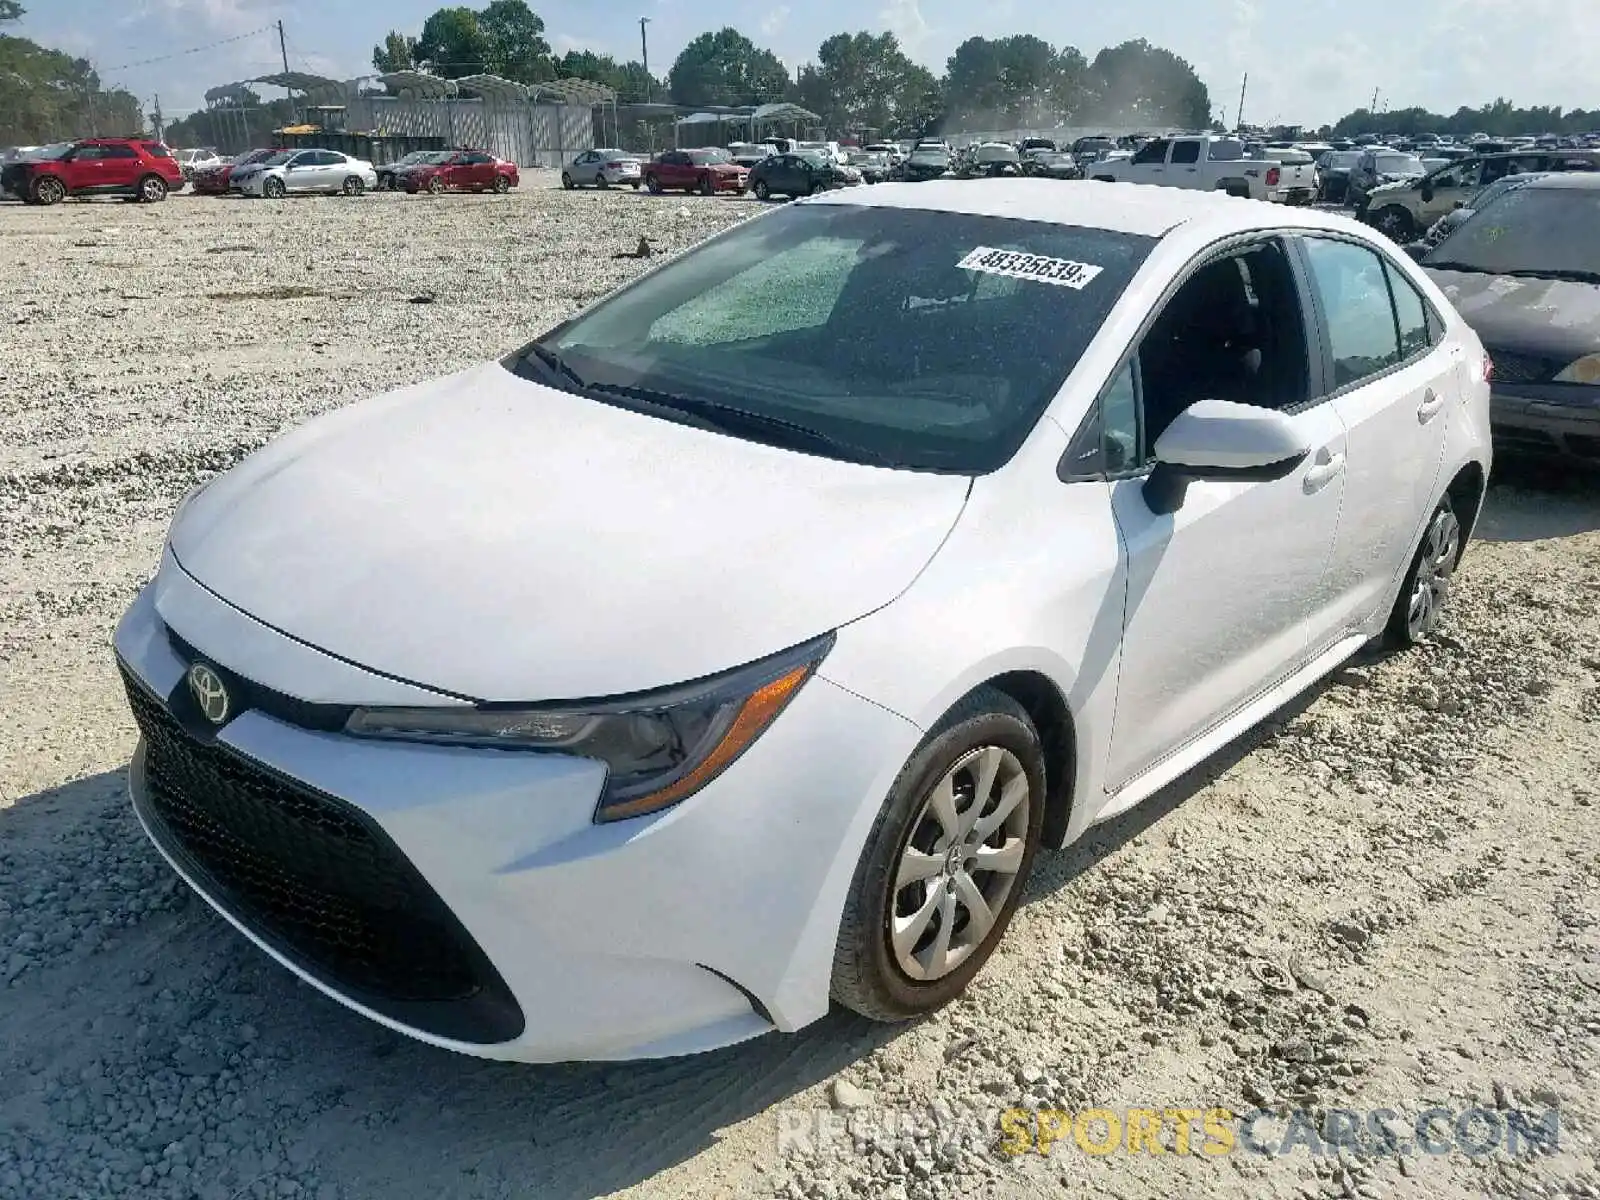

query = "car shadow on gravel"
1475;463;1600;543
0;766;905;1200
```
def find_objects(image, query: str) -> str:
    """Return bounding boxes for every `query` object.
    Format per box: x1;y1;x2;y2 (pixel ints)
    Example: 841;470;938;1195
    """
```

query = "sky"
13;0;1598;129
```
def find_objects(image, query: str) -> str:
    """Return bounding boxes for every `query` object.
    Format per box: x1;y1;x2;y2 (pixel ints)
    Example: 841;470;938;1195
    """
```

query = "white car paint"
115;180;1492;1062
231;149;379;196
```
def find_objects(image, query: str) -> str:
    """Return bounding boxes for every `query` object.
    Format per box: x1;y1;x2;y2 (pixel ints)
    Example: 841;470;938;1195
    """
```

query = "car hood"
169;361;971;702
1426;269;1600;361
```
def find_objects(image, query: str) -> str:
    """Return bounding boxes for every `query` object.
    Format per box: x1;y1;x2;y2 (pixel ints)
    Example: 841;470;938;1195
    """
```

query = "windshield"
1426;186;1600;278
1468;173;1542;208
1375;154;1425;174
687;149;731;165
1325;152;1362;169
510;204;1156;473
262;152;295;166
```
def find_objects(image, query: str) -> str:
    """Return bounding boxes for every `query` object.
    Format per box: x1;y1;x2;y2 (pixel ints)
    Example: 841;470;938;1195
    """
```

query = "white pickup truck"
1089;135;1282;202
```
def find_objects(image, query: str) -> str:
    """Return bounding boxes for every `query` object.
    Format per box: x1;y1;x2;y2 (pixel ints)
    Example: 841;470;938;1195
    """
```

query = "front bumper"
114;555;920;1061
1490;384;1600;463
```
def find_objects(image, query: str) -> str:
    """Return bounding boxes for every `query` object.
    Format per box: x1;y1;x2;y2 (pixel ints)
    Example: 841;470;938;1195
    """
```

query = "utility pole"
1371;87;1380;113
639;17;651;102
277;20;297;121
151;94;164;142
1235;72;1248;133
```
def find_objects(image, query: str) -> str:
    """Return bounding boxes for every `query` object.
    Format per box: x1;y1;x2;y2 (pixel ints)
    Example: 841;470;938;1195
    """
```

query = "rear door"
466;152;496;186
101;144;142;190
1295;235;1454;634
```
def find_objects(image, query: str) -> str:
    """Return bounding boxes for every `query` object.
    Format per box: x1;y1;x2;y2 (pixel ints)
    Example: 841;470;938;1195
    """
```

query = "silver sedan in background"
562;149;643;190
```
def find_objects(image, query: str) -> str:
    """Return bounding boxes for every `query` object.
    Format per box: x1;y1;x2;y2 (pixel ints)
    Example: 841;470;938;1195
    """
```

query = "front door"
1296;235;1454;633
1419;160;1483;225
59;145;107;192
1129;138;1171;186
1102;237;1350;790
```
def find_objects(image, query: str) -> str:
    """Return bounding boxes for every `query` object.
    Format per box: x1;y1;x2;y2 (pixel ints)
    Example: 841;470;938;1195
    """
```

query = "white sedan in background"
116;182;1490;1063
230;148;378;198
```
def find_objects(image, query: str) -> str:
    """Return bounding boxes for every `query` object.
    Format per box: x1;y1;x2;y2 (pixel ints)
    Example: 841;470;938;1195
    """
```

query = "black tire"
597;175;610;189
645;174;662;194
561;172;575;190
630;181;641;190
1373;206;1416;241
262;176;286;200
493;175;510;194
698;173;714;196
342;175;365;196
1093;175;1115;183
753;179;770;201
31;175;66;206
138;175;168;203
376;174;393;192
831;685;1047;1022
1385;494;1464;648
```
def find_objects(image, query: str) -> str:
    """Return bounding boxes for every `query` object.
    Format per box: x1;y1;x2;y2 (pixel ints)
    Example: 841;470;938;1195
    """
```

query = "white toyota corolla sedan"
116;181;1491;1062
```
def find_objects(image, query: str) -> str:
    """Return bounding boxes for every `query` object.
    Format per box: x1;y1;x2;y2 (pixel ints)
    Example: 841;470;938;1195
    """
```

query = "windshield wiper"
521;343;588;390
1421;260;1495;274
1501;268;1600;285
585;381;897;467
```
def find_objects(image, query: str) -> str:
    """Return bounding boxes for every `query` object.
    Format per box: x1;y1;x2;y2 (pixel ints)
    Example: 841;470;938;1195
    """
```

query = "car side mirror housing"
1420;184;1434;201
1402;241;1430;263
1142;400;1310;515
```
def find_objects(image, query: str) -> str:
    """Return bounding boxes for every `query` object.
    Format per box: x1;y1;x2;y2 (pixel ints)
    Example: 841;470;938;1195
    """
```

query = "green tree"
1086;39;1210;127
478;0;552;82
0;2;24;23
943;36;1095;128
796;32;934;136
667;27;791;107
414;6;489;78
0;31;142;143
372;31;418;73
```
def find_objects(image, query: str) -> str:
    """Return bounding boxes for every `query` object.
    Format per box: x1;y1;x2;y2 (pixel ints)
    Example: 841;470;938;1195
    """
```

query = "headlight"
344;632;835;822
1554;354;1600;384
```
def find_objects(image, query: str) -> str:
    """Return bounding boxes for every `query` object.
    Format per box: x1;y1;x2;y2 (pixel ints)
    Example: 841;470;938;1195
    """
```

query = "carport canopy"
752;102;819;125
531;78;617;106
377;71;459;100
456;74;532;102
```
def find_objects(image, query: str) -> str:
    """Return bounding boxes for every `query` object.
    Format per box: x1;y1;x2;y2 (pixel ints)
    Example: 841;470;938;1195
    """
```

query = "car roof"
804;178;1375;239
1522;172;1600;190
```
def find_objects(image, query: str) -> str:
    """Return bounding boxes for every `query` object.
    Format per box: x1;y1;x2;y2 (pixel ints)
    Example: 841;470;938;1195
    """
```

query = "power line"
100;25;276;75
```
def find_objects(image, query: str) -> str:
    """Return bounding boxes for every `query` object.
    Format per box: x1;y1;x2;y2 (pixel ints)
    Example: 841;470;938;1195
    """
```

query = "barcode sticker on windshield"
956;247;1104;290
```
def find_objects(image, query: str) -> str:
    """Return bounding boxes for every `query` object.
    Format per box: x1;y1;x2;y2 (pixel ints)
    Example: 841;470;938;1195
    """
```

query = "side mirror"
1143;400;1310;515
1402;241;1430;263
1420;184;1434;201
1452;200;1464;209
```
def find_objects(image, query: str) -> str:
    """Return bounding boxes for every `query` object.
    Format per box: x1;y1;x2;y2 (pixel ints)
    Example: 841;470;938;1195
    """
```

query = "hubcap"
890;746;1030;982
1406;507;1461;639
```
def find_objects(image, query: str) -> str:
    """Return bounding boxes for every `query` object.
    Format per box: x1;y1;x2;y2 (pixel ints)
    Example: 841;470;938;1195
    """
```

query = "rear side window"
1301;238;1402;388
103;146;138;159
1383;262;1434;359
142;143;173;158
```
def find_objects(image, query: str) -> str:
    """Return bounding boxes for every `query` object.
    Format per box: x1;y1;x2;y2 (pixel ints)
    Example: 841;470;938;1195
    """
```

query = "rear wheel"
831;686;1046;1022
1386;496;1463;647
376;174;393;191
597;175;610;189
138;175;168;203
561;172;575;190
342;175;365;196
31;176;66;206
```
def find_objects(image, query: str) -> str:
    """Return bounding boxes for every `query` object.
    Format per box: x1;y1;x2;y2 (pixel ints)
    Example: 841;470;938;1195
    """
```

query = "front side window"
510;204;1157;473
1301;238;1402;387
1132;139;1170;165
1169;141;1201;165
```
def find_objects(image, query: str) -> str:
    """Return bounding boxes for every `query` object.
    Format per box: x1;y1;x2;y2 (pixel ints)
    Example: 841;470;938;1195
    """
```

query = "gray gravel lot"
2;180;1599;1200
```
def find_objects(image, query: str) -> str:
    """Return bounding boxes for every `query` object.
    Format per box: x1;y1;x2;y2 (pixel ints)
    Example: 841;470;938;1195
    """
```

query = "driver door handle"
1417;389;1446;423
1303;448;1346;493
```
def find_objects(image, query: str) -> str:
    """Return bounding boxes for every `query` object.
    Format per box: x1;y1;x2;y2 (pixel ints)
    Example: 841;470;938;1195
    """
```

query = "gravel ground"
2;179;1598;1200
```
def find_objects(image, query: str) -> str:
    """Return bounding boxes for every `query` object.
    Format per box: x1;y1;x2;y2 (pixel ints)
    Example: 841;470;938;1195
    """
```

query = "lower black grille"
1488;351;1560;385
121;666;524;1044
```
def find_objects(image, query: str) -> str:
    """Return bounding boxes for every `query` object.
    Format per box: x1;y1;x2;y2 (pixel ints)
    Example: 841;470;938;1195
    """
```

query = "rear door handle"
1303;448;1346;493
1417;389;1446;423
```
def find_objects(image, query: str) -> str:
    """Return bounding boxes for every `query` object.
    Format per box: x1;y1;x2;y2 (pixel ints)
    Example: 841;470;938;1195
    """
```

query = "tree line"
0;2;143;145
1328;100;1600;139
368;3;1216;132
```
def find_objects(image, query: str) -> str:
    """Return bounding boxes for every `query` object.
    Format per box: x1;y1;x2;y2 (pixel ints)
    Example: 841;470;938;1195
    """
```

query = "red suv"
399;150;519;194
644;149;748;195
2;138;184;206
191;147;285;196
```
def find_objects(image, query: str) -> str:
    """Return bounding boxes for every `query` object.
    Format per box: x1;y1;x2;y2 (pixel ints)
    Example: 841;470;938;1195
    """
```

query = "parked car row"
0;137;183;204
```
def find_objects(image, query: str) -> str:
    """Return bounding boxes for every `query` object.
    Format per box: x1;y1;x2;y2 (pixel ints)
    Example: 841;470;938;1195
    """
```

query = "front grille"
121;666;524;1043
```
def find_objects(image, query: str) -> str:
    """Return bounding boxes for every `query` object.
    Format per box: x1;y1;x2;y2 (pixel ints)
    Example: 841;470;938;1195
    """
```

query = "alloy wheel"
889;745;1031;982
263;177;285;199
343;176;364;196
428;176;445;194
140;176;167;202
34;177;66;205
493;176;510;193
1405;506;1461;640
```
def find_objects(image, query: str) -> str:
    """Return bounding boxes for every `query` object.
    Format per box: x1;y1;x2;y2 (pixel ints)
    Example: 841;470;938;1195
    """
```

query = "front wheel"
427;176;445;195
342;175;365;196
31;176;66;206
1386;496;1463;647
1373;206;1416;241
597;175;610;189
561;172;575;190
262;176;286;200
831;686;1046;1022
698;174;714;196
376;175;393;191
753;180;770;201
493;175;510;194
138;175;168;203
645;174;662;194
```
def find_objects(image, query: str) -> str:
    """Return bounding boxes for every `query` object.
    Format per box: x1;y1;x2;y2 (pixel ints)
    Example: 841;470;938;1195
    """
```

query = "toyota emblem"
186;662;231;725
